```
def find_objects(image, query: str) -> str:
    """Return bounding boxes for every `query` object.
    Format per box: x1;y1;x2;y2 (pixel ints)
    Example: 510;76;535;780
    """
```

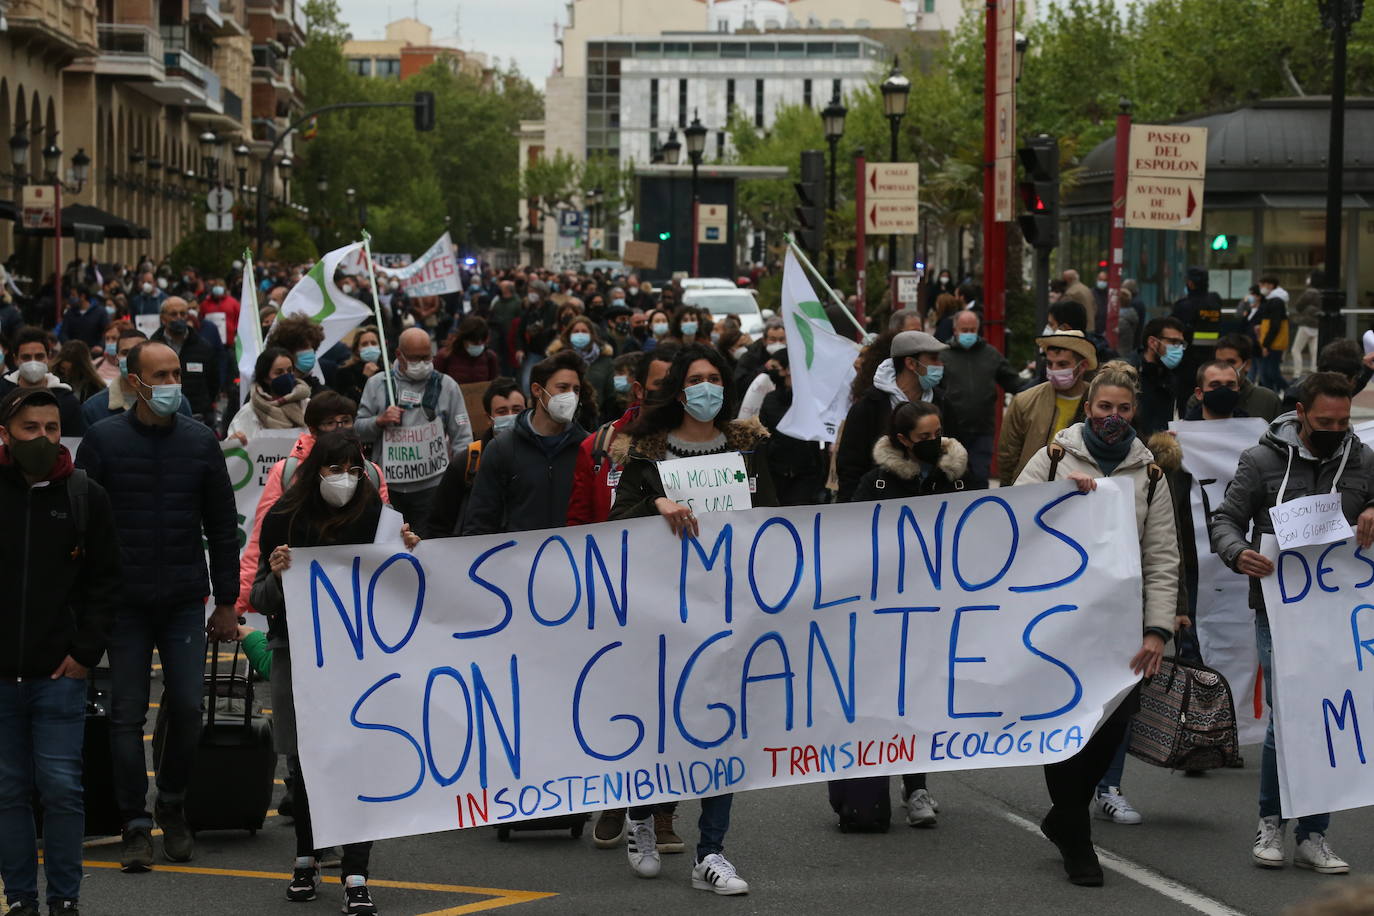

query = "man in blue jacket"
0;387;121;915
76;340;239;874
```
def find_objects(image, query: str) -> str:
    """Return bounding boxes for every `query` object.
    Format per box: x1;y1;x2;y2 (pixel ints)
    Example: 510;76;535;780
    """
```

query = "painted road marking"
999;810;1249;916
77;860;556;915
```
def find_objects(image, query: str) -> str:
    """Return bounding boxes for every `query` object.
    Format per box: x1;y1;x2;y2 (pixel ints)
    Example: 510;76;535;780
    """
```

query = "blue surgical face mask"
682;381;724;421
492;413;517;433
1161;342;1185;369
118;356;129;378
465;343;486;358
652;322;670;337
613;374;631;393
104;341;118;357
680;321;699;338
956;332;978;349
919;364;944;391
570;331;591;349
360;345;382;363
145;382;183;417
295;350;317;372
211;285;225;297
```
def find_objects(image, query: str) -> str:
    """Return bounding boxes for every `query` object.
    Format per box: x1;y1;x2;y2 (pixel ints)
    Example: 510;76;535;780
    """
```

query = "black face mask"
910;438;943;465
766;369;786;388
9;435;59;479
1201;386;1241;417
1306;426;1346;460
269;373;297;397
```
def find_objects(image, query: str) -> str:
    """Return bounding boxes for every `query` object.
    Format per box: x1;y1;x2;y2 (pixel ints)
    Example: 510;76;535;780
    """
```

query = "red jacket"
566;407;636;526
201;293;241;346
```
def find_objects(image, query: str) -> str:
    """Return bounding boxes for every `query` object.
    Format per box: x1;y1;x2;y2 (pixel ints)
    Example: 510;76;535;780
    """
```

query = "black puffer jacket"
0;450;122;677
849;436;971;501
461;410;589;535
76;410;239;608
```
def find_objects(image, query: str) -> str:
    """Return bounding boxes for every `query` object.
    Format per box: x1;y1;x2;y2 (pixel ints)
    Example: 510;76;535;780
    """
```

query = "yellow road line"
77;860;556;914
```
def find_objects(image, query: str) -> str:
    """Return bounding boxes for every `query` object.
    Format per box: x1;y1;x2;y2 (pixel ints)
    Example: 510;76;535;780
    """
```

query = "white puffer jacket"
1015;422;1179;638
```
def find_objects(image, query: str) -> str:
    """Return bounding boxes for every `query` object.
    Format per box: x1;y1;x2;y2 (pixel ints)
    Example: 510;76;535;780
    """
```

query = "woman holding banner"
609;344;776;896
251;429;417;916
1014;361;1180;888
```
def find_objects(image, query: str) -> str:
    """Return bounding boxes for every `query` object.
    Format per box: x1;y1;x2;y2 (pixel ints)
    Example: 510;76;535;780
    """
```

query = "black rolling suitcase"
495;813;590;842
828;776;891;832
154;639;275;833
34;667;121;838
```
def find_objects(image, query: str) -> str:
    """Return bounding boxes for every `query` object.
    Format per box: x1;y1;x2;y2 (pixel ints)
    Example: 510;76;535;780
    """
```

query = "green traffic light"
658;231;672;241
1211;234;1230;251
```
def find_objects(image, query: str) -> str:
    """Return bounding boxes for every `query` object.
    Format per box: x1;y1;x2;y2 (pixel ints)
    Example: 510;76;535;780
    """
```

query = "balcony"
7;0;98;59
93;24;166;80
146;48;224;112
222;88;243;123
189;0;223;31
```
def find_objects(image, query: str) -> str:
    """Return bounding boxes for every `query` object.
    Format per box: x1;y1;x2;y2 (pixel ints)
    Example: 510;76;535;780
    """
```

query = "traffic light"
1017;134;1059;250
794;149;825;257
658;230;672;242
413;91;436;132
1211;233;1234;251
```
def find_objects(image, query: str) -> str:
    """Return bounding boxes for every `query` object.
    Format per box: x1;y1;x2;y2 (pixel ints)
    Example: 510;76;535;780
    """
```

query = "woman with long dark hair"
250;430;417;915
227;345;310;443
609;344;775;895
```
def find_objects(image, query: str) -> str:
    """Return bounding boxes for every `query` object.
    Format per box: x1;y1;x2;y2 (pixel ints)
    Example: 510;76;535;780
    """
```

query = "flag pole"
783;233;868;339
361;230;397;407
243;247;264;352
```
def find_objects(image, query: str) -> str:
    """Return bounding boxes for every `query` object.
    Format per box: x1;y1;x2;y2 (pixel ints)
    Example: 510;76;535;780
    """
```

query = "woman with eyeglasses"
251;429;416;915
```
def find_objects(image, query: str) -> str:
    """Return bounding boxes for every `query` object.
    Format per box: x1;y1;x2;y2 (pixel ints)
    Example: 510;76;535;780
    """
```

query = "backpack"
1128;656;1242;771
66;468;90;558
590;421;620;475
1044;442;1164;505
281;456;381;491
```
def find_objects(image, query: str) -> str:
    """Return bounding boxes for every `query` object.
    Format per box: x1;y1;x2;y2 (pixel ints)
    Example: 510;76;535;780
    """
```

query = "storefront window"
1202;210;1255;302
1261;209;1325;296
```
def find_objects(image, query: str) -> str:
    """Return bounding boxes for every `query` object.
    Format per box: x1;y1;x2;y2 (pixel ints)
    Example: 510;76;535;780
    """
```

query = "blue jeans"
1256;616;1330;840
107;604;206;825
631;793;733;861
1257;350;1285;392
0;675;87;905
961;433;994;489
1096;732;1131;794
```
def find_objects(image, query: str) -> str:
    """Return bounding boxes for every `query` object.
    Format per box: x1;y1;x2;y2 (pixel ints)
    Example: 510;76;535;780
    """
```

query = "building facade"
1;0;305;278
342;18;489;83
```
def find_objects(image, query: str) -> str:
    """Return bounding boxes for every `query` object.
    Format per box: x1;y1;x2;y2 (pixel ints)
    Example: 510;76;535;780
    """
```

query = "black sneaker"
341;878;378;915
49;902;81;916
286;859;319;902
7;901;40;916
154;801;194;862
119;824;154;872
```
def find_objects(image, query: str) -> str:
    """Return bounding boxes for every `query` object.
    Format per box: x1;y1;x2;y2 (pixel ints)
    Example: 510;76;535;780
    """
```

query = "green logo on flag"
791;299;828;368
306;261;336;323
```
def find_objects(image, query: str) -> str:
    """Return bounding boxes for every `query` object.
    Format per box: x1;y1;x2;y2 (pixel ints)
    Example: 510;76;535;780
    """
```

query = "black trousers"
1041;686;1140;847
290;755;373;878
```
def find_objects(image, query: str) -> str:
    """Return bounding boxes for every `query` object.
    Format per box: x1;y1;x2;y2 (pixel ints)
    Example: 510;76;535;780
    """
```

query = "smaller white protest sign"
656;453;752;514
382;418;449;485
223;430;302;552
134;314;161;337
392;232;461;297
1268;492;1353;549
203;311;228;342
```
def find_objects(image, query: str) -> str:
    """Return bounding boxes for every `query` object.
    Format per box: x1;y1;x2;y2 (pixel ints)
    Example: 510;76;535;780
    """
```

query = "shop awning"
0;200;151;239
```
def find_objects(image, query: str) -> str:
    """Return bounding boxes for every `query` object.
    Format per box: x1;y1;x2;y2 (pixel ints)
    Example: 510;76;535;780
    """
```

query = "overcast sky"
332;0;1133;85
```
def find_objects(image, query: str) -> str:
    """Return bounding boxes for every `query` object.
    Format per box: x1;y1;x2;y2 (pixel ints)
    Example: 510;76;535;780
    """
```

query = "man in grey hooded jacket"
1209;371;1374;877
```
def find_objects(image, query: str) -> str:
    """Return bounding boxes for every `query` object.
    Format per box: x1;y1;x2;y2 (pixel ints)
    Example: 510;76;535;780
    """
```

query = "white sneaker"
902;786;940;812
626;818;660;878
1295;833;1350;874
1092;787;1143;825
906;788;938;828
1252;816;1285;868
692;853;749;895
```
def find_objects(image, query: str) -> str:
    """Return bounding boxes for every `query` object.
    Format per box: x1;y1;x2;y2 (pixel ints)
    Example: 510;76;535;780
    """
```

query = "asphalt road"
50;734;1374;916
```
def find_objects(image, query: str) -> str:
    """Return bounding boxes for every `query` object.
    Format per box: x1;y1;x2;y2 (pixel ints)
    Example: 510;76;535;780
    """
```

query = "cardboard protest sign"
1172;418;1269;744
222;430;302;551
284;479;1144;848
657;454;753;513
381;418;449;485
1261;534;1374;818
1270;492;1354;550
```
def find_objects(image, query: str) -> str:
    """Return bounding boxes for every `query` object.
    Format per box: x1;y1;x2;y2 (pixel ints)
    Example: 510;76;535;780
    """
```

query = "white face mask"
543;390;579;424
1042;324;1055;336
319;472;359;507
402;359;433;382
156;277;168;290
765;342;784;354
142;282;154;294
18;360;48;384
341;283;355;296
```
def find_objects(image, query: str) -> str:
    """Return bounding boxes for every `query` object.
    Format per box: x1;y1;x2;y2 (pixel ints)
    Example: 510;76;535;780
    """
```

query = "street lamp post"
685;111;707;277
880;58;910;276
37;140;90;324
277;156;292;205
234;143;250;193
1319;0;1364;348
822;91;848;286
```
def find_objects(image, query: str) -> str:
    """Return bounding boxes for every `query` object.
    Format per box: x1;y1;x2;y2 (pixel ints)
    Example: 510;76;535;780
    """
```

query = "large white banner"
222;430;301;551
388;232;461;297
1262;533;1374;818
1172;418;1269;744
284;479;1145;848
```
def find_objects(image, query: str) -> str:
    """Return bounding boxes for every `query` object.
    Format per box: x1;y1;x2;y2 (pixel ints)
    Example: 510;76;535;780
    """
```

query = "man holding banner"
1210;372;1374;875
355;327;472;527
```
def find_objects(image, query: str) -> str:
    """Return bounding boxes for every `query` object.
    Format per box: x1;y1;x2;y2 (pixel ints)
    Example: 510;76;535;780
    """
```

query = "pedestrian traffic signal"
1017;134;1059;251
1211;233;1234;251
413;91;436;132
794;149;825;258
658;230;672;242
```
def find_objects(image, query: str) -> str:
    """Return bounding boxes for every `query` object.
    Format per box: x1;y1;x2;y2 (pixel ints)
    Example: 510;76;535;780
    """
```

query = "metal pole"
691;158;701;277
1107;102;1132;351
981;0;1006;354
1320;3;1356;349
827;134;839;285
53;181;62;327
887;118;899;275
854;147;867;324
1034;246;1050;334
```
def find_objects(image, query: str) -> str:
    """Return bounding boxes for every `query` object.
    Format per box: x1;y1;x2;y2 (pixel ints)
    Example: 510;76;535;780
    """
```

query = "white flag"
777;248;860;443
278;242;373;365
235;258;262;406
391;231;461;297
